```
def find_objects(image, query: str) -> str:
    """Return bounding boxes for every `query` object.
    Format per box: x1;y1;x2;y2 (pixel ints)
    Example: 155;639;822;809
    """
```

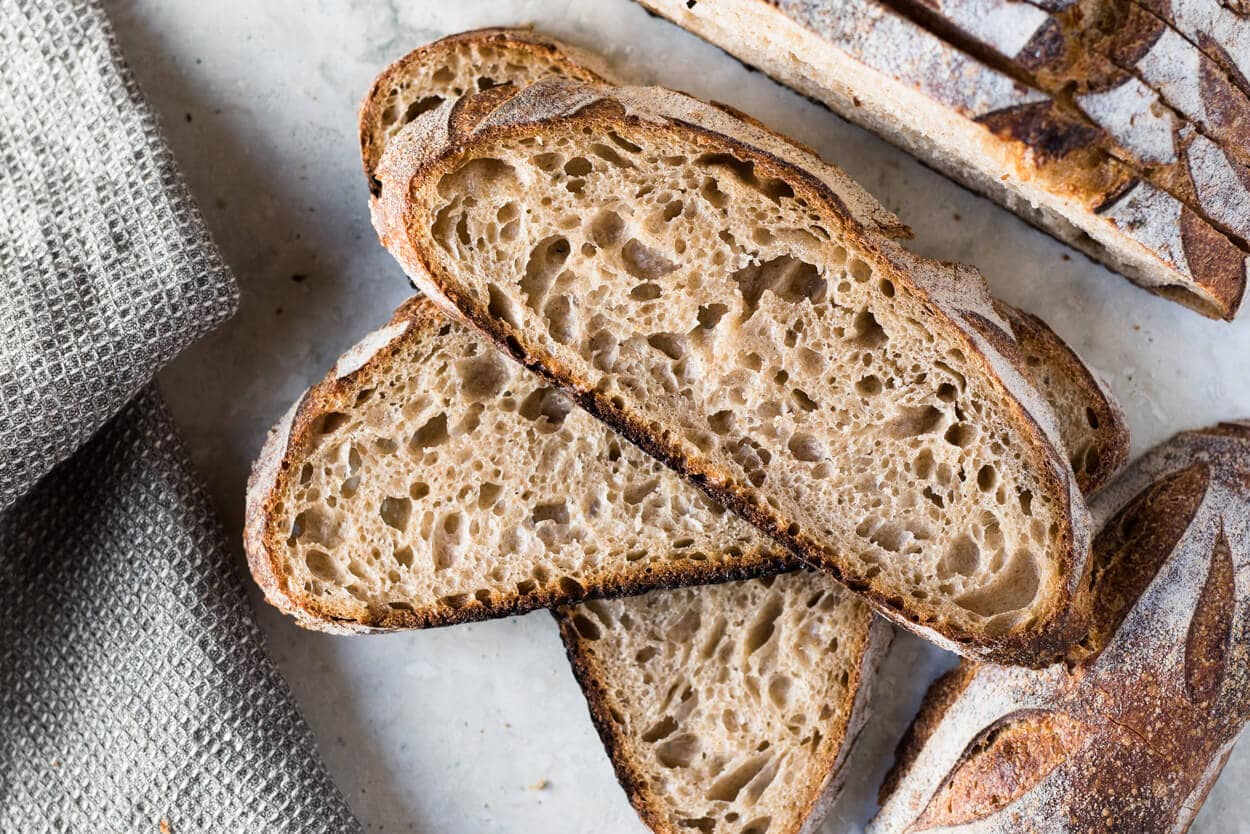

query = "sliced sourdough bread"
372;79;1096;664
556;575;892;834
242;290;1121;632
244;296;796;632
873;422;1250;833
634;0;1248;319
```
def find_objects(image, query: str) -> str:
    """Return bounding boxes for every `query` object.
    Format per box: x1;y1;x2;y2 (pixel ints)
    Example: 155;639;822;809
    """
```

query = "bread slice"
897;0;1250;244
874;422;1250;833
372;79;1096;663
244;296;798;631
359;28;611;197
359;28;1126;499
634;0;1247;319
556;574;892;834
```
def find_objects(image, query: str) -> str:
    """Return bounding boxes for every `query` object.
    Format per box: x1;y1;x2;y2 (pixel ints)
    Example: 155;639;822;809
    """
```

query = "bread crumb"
527;779;550;791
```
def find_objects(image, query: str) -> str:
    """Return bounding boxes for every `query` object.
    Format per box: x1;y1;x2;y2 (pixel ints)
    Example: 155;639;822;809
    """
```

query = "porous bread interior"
417;123;1065;640
274;313;773;621
364;35;591;182
637;0;1229;318
563;572;873;834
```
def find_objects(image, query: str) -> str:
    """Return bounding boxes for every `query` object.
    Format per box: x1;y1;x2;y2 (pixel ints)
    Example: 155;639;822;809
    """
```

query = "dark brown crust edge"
242;295;800;634
553;590;885;834
876;661;980;806
386;91;1091;666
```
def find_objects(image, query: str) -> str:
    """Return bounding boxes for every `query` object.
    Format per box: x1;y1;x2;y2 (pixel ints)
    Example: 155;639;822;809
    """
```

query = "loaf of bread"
557;574;891;834
635;0;1248;319
372;76;1102;663
874;422;1250;833
905;0;1250;245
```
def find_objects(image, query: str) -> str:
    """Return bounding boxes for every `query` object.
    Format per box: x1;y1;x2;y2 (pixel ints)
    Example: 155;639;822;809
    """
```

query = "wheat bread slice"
556;575;892;834
873;422;1250;833
371;79;1097;664
634;0;1248;319
359;28;1125;495
245;296;799;632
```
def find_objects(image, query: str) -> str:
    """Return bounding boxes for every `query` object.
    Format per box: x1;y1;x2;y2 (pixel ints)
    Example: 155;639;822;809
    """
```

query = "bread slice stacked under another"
247;29;1130;834
373;75;1098;664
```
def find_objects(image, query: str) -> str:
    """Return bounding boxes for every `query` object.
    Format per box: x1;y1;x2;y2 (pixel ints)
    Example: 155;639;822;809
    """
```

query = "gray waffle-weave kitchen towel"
0;387;360;833
0;0;236;510
0;0;360;830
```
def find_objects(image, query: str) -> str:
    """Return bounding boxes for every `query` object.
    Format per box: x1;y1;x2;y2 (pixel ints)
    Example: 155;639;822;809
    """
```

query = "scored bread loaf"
873;422;1250;833
1125;0;1250;100
634;0;1248;319
896;0;1250;244
372;78;1097;664
556;575;891;834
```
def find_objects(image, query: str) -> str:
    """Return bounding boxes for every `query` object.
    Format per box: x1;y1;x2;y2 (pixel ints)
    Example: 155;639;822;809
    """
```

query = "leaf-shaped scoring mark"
1185;525;1234;706
912;710;1089;829
1077;464;1210;660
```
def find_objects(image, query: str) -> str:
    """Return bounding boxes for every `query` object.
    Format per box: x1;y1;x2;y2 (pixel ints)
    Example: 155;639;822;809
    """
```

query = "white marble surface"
108;0;1250;831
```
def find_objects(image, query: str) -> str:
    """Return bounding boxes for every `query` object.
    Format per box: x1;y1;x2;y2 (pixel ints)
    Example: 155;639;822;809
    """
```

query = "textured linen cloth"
0;0;360;830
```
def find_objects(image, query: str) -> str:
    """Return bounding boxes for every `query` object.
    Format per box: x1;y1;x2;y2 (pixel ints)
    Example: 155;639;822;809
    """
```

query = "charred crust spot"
975;101;1101;163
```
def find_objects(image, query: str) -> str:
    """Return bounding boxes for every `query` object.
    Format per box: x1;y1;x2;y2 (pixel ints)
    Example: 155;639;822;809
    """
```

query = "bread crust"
242;296;797;634
373;78;1094;665
894;0;1250;246
994;302;1130;495
635;0;1248;318
873;422;1250;833
554;589;893;834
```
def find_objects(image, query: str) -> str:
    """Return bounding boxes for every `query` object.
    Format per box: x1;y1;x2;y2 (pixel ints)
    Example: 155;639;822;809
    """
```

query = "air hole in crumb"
647;332;686;360
856;375;882;396
532;501;569;525
410;413;449;451
787;433;824;462
622;239;677;281
518;387;572;430
655;734;700;769
379;496;411;531
304;550;336;582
